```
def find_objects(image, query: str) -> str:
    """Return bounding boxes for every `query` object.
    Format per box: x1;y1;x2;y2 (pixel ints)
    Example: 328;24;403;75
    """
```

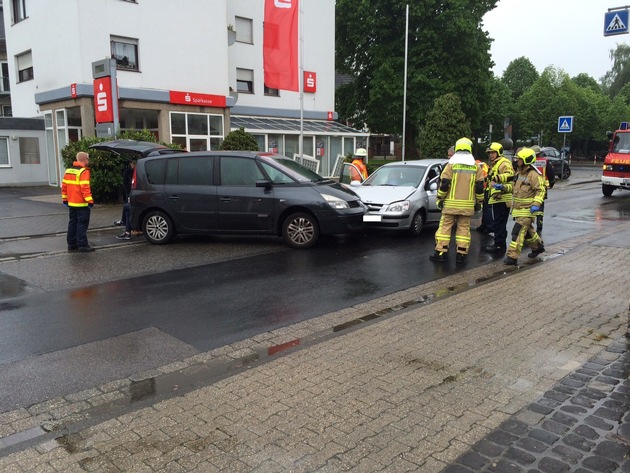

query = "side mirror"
350;180;361;187
255;179;273;189
606;131;614;139
429;182;438;191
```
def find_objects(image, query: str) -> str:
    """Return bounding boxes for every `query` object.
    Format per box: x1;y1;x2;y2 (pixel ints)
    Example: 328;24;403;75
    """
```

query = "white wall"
0;130;48;186
5;0;230;117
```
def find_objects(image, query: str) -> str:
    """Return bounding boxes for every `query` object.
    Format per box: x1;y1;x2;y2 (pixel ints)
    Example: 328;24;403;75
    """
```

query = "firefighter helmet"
485;142;503;156
454;137;472;153
517;147;537;166
355;148;368;157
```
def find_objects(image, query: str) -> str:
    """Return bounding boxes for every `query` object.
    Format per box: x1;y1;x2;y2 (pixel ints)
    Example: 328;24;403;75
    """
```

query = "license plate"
363;215;382;222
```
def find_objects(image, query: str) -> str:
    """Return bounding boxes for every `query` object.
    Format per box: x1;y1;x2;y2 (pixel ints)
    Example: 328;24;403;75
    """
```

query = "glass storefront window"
189;138;208;151
268;134;283;155
187;114;208;135
171;113;186;134
285;135;299;158
209;116;223;135
303;136;314;157
172;136;186;150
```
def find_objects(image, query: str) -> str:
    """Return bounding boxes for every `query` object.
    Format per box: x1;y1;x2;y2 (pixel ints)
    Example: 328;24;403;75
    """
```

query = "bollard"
594;154;597;165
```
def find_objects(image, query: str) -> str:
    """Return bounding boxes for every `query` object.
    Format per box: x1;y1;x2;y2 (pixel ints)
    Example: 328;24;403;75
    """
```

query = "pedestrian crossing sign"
604;10;629;36
558;116;573;133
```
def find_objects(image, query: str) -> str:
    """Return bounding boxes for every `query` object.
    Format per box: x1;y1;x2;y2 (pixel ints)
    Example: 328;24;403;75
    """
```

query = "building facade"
1;0;367;186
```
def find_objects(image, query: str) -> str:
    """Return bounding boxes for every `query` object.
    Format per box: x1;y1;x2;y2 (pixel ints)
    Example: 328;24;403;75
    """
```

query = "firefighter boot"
429;250;446;262
503;256;518;266
527;245;545;258
456;253;466;264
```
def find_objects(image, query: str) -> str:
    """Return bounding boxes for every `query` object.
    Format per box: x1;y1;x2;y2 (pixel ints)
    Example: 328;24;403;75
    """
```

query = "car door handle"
219;197;233;202
168;195;179;201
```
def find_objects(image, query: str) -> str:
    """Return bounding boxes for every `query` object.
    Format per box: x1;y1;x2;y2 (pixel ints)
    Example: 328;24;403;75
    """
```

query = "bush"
220;127;259;151
61;130;181;204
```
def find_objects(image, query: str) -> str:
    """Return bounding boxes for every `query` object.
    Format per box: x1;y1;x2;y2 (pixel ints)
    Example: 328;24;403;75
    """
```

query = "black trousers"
490;202;510;248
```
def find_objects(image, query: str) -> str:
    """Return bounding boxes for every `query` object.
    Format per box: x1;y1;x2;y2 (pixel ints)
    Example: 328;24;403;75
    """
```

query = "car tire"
408;211;425;236
142;210;174;245
602;184;615;197
282;212;320;249
562;167;571;179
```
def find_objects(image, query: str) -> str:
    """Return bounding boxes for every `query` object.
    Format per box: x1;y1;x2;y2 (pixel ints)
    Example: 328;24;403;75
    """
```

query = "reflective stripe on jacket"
487;156;514;205
62;162;93;207
511;166;545;217
438;160;484;216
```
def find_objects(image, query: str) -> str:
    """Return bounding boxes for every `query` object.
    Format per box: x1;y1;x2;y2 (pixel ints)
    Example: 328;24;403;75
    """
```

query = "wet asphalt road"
0;170;629;411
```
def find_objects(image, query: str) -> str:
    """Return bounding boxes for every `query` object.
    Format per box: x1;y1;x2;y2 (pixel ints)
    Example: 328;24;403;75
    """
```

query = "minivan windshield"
260;155;324;182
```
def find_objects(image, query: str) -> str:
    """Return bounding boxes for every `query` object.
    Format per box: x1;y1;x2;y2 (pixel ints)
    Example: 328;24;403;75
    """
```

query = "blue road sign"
604;10;629;36
558;116;574;133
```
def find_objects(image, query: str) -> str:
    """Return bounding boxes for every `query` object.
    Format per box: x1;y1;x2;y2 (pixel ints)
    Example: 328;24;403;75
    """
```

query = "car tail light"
132;168;137;189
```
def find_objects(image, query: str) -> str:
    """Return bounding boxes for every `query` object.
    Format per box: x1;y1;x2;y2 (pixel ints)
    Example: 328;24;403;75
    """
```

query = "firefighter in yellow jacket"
483;142;514;254
504;147;546;265
430;138;485;264
61;151;95;252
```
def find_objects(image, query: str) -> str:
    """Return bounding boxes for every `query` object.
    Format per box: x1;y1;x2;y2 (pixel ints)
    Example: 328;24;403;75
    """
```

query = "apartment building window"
16;51;33;83
19;137;40;164
2;106;12;117
264;85;279;97
1;63;10;93
235;17;253;44
0;138;9;167
11;0;27;23
111;36;139;71
236;68;254;94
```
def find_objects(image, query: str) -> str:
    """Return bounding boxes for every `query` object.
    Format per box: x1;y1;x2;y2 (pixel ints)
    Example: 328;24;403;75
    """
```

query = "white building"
1;0;367;186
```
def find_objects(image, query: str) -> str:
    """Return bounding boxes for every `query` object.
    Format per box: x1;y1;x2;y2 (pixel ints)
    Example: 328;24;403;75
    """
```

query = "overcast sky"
483;0;628;81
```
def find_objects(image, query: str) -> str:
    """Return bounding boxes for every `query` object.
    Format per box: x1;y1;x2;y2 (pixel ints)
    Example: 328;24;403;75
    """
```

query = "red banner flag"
263;0;299;92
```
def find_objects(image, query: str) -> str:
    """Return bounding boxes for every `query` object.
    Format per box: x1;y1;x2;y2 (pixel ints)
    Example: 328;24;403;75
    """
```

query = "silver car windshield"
364;165;427;187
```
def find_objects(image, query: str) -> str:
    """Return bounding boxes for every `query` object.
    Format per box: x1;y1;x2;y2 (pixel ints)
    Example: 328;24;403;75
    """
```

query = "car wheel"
602;184;615;197
142;210;174;245
282;212;320;249
408;211;425;236
562;167;571;179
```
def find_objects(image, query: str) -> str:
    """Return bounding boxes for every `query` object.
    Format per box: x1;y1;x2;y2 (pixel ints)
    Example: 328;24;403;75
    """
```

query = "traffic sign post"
604;9;629;36
558;116;574;178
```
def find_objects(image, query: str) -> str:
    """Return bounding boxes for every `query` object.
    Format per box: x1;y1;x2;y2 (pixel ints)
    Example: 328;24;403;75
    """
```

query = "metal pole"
402;4;409;162
561;134;567;179
299;1;304;159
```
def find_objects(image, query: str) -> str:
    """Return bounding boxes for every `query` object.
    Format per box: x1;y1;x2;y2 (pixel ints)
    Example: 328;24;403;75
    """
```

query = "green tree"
336;0;497;159
479;77;512;146
419;93;471;159
219;127;260;151
501;57;539;101
572;73;601;94
602;43;630;97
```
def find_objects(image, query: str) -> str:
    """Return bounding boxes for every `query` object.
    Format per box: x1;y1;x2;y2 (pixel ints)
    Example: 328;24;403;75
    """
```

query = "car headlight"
322;193;350;209
603;164;613;171
385;200;410;212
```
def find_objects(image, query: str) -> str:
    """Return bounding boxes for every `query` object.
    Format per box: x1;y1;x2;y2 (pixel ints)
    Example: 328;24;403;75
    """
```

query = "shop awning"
230;116;369;136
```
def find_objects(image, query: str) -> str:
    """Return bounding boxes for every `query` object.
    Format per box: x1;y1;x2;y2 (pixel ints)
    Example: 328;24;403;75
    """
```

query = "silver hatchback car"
344;159;447;235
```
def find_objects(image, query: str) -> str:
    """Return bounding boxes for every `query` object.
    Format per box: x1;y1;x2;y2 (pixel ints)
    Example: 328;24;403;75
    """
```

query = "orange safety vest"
350;159;368;180
62;162;94;207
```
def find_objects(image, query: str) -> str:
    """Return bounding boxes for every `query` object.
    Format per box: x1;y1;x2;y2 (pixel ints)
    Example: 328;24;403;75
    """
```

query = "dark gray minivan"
95;145;366;248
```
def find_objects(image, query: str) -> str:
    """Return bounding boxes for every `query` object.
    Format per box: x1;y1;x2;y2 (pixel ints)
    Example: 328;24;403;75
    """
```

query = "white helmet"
355;148;368;157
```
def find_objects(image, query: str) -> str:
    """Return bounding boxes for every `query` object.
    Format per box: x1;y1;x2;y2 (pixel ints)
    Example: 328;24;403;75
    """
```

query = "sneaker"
67;245;78;252
116;232;132;240
113;220;124;226
77;246;95;253
456;253;466;264
503;256;517;266
527;245;545;258
429;251;446;262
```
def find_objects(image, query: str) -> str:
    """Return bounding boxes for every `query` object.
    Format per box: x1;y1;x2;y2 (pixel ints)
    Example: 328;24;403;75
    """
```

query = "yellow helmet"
454;137;472;153
517;147;536;166
355;148;368;157
485;142;503;156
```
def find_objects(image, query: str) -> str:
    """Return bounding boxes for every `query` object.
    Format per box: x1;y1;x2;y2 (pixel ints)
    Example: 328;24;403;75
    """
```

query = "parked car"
342;159;447;235
91;142;366;249
539;146;571;179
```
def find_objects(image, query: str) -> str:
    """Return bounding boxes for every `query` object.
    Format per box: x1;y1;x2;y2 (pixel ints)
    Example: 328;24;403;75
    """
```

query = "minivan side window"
220;157;264;186
164;157;214;185
260;162;294;184
145;159;166;185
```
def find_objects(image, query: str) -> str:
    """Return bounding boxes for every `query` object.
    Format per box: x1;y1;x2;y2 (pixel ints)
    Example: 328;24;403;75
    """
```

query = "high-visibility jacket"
350;159;368;181
437;152;485;216
475;160;489;189
62;162;93;207
510;166;545;218
487;156;514;205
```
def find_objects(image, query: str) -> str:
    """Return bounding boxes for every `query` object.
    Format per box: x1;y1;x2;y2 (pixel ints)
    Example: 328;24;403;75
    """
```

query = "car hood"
89;139;179;158
352;185;416;204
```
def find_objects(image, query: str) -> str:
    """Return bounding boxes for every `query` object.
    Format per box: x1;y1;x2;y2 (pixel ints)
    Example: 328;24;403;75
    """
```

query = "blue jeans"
67;206;91;248
122;203;132;232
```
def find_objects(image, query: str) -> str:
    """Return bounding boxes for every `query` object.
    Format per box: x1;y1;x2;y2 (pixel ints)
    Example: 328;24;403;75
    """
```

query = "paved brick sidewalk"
0;222;628;472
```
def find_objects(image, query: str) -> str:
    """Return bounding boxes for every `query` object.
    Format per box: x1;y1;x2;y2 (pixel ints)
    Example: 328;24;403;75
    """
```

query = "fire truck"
602;122;630;196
